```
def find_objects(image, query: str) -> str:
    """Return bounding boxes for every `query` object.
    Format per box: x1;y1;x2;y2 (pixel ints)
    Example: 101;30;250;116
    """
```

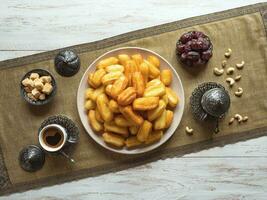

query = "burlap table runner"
0;3;267;195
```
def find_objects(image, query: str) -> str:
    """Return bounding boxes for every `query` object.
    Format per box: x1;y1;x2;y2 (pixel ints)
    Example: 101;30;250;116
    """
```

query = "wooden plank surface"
0;0;266;199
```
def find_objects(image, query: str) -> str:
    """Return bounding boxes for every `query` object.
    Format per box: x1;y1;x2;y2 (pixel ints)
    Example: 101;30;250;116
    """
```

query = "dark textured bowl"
20;69;57;106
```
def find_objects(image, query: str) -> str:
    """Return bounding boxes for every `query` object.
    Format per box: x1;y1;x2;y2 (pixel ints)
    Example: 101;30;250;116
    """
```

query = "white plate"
77;47;185;154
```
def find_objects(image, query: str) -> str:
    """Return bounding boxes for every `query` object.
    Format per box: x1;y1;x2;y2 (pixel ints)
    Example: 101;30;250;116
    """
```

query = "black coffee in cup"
43;127;64;148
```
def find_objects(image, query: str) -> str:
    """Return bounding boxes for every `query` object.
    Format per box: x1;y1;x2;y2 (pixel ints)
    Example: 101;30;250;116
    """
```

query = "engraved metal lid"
201;88;230;118
54;50;80;77
19;145;45;172
190;82;230;120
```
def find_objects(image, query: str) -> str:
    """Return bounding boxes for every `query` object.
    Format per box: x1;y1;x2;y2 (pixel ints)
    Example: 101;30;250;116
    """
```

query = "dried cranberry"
176;31;213;67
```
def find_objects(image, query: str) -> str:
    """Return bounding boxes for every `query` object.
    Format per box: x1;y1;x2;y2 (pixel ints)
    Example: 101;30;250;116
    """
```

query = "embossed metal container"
54;50;80;77
19;145;45;172
190;82;230;133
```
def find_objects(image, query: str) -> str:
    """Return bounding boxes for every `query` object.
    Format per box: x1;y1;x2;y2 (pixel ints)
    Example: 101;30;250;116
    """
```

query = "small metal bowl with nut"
20;69;57;106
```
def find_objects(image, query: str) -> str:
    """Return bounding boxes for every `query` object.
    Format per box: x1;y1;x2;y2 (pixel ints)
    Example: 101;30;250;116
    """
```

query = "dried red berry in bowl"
176;31;213;67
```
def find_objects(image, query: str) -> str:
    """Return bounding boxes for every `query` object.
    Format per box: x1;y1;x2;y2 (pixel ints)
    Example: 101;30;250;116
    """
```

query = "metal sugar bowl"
190;82;230;133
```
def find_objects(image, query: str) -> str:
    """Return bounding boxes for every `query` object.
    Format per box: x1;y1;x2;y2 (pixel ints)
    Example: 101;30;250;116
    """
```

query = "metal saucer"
38;115;79;152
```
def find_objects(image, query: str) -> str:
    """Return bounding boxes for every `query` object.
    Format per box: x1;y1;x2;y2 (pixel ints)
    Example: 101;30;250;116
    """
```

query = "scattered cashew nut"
235;75;242;81
234;114;243;123
185;126;194;135
228;117;235;125
242;116;248;122
234;87;243;97
226;77;235;87
226;67;235;75
236;61;245;69
213;68;224;76
222;60;227;68
224;48;232;58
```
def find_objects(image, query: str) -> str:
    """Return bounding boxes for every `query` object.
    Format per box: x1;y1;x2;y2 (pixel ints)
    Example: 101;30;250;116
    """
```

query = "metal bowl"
20;69;57;106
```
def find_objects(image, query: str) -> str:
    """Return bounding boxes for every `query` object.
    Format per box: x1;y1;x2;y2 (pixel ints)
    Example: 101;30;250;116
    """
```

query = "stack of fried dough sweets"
85;53;179;149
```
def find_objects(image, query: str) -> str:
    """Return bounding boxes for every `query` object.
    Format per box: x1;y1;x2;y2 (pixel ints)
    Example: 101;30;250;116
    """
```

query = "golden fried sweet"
161;94;169;105
85;88;94;100
129;126;139;135
118;54;131;66
144;60;160;79
88;110;103;132
154;109;167;130
146;79;161;88
84;99;96;110
96;93;113;122
160;69;172;86
147;100;166;121
139;62;149;84
119;106;144;126
147;55;160;68
108;99;120;113
133;97;159;111
165;110;174;129
105;64;124;73
91;68;106;88
166;87;179;108
88;73;97;88
132;72;145;97
124;60;137;86
144;80;166;97
137;120;152;142
97;57;119;69
111;76;128;99
102;71;122;85
95;107;104;123
125;136;142;148
114;115;134;127
102;132;125;147
89;85;105;101
104;122;129;137
145;130;163;144
131;54;143;67
117;87;137;106
105;84;113;97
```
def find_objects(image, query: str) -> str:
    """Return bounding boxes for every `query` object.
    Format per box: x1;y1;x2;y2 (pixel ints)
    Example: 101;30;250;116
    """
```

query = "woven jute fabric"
0;3;267;195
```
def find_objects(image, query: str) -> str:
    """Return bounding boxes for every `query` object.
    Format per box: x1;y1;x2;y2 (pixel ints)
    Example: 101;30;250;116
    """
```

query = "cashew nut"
213;68;224;76
226;77;235;87
185;126;194;135
222;60;227;68
234;114;243;123
242;116;248;122
235;75;242;81
236;61;245;69
234;87;243;97
226;67;235;75
224;48;232;58
228;117;235;125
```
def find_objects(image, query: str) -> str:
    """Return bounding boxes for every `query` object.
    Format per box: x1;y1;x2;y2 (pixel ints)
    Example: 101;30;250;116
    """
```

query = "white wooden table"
1;1;267;199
